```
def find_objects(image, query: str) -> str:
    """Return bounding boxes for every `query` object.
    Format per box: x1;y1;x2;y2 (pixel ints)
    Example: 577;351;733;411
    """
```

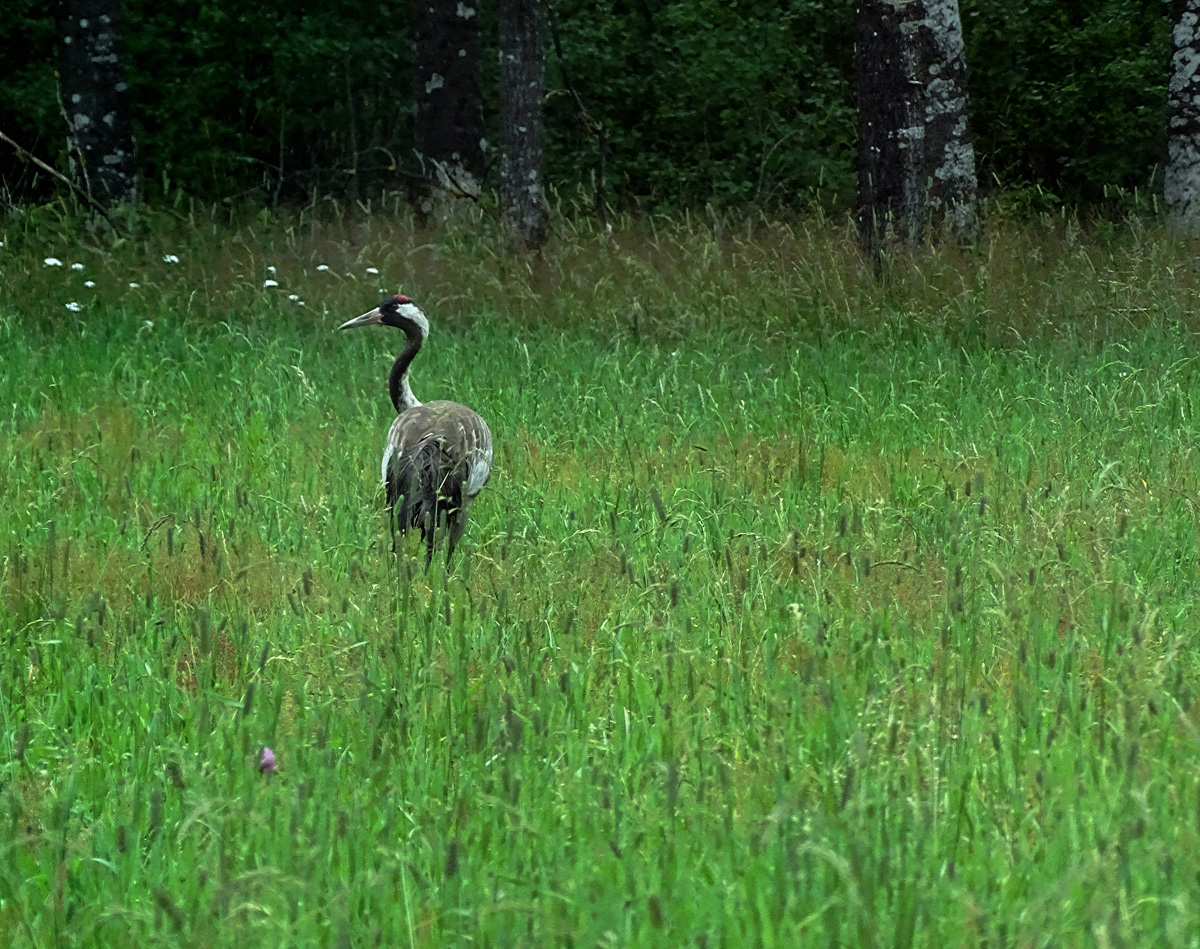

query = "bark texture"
1167;0;1200;231
411;0;485;219
57;0;137;206
856;0;977;256
499;0;548;249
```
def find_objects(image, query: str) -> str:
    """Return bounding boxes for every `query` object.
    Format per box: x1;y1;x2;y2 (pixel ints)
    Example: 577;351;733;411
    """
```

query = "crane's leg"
446;508;468;565
445;516;458;565
423;509;436;570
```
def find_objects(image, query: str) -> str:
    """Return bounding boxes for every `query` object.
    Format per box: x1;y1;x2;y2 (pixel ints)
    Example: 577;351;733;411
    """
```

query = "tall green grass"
2;201;1200;945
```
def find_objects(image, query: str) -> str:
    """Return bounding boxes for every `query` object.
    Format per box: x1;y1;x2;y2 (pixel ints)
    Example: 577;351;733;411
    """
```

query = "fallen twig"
0;126;119;230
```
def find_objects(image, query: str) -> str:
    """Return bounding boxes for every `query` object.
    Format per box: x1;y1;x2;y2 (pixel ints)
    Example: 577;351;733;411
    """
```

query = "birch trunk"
58;0;137;206
499;0;548;249
411;0;485;220
1167;0;1200;231
856;0;977;257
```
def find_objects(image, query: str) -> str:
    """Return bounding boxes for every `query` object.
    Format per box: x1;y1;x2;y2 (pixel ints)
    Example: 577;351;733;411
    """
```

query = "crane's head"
338;294;429;339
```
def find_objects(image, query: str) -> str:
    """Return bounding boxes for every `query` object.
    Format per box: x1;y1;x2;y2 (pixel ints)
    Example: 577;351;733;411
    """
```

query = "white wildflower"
71;262;84;270
143;320;155;329
267;265;276;274
263;279;279;288
65;301;81;312
84;280;96;288
288;294;300;301
163;254;180;264
298;301;306;307
365;267;380;275
316;265;330;272
128;282;141;289
44;257;63;267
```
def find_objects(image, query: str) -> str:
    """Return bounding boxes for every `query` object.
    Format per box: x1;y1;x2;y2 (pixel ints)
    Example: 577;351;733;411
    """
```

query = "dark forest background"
0;0;1171;211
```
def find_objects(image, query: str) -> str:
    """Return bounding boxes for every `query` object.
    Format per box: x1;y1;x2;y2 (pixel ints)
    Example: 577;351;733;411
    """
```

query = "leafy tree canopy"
0;0;1173;209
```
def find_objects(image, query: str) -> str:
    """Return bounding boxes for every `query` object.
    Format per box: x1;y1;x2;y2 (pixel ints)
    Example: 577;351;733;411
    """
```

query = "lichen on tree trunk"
499;0;548;250
58;0;138;206
1167;0;1200;232
856;0;977;257
411;0;485;221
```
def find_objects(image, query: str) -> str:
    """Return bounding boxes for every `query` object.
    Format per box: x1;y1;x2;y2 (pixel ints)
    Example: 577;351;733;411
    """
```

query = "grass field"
2;202;1200;946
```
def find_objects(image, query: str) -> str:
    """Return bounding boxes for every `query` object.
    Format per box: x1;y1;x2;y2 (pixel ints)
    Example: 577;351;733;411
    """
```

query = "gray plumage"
339;294;492;566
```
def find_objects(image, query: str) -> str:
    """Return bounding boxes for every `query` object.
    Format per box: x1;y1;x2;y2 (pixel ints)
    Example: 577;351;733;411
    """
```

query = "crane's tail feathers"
387;440;466;560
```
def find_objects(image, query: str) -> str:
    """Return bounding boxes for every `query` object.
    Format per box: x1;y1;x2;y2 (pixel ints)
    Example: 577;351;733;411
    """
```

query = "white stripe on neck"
397;371;422;411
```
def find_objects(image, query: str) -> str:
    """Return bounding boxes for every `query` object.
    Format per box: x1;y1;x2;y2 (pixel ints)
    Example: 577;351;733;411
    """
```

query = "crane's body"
339;294;492;566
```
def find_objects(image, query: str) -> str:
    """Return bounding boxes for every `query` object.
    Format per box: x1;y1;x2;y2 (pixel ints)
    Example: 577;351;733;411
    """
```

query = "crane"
339;294;492;567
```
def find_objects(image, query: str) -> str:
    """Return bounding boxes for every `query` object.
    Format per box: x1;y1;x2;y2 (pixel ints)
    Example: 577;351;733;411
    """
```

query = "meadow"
2;198;1200;946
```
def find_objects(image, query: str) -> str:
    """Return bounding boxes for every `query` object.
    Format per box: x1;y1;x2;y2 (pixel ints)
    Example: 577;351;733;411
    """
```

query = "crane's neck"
389;325;424;412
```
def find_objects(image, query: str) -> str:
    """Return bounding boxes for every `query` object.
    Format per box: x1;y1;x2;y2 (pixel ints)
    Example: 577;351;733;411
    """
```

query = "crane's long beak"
337;307;383;331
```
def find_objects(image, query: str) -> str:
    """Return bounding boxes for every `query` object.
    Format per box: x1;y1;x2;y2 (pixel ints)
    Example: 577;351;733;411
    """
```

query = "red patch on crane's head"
380;293;412;311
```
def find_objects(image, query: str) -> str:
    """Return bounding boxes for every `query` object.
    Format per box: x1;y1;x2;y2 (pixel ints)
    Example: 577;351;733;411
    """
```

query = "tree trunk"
411;0;485;220
499;0;548;249
1167;0;1200;231
856;0;977;258
57;0;138;206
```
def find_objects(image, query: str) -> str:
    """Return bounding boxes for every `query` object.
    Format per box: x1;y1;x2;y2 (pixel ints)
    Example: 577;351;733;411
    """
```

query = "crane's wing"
381;403;492;528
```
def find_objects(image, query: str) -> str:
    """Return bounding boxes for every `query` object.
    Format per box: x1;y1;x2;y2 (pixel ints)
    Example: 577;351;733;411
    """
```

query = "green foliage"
122;0;410;202
0;0;57;203
546;0;856;207
0;0;1181;209
2;208;1200;944
963;0;1171;203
